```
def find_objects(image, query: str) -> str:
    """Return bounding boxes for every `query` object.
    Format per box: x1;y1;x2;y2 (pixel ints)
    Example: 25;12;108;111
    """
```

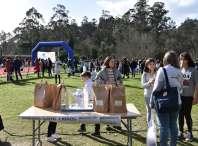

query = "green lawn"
0;70;198;146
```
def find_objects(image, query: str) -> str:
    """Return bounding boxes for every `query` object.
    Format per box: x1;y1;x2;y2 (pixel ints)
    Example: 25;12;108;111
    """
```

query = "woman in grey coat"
141;58;156;123
95;56;123;130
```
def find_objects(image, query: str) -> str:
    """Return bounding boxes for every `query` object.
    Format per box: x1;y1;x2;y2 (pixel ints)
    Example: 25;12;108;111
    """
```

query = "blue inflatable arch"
31;41;73;66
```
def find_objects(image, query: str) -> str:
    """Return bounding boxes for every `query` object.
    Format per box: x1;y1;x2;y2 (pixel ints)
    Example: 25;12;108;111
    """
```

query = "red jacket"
5;62;12;72
35;61;40;72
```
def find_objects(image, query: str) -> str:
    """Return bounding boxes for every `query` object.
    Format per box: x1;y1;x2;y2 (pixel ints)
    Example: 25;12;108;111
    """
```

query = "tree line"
0;0;198;61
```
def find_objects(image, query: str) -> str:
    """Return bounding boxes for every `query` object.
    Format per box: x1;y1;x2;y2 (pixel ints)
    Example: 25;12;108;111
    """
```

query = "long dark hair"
144;58;156;73
180;52;195;67
104;56;114;68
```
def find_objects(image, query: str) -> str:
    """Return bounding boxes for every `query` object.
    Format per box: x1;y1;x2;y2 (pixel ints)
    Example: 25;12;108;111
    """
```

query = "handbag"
152;68;179;113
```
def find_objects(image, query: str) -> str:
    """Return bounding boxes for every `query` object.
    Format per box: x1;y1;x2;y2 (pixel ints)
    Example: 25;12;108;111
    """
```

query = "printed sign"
71;92;84;108
182;72;191;80
100;115;121;126
96;100;103;106
19;115;121;126
79;116;100;124
37;51;55;63
115;101;122;106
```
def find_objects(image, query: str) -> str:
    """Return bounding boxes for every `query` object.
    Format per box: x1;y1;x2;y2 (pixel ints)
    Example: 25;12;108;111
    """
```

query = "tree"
13;7;44;52
68;33;74;50
89;48;98;59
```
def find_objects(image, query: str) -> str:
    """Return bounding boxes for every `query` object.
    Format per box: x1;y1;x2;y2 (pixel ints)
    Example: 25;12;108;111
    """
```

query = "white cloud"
70;16;82;25
97;0;136;16
170;0;196;7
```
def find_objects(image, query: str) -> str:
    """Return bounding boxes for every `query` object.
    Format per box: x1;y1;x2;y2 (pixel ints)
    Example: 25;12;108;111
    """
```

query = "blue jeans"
156;105;181;146
80;123;100;132
131;68;136;78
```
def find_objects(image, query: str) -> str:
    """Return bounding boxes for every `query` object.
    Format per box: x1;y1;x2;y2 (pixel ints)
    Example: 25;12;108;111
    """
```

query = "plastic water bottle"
84;91;88;109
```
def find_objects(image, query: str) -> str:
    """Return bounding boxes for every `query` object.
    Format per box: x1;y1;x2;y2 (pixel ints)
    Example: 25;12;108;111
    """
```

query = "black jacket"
122;59;128;69
47;60;52;68
130;61;137;68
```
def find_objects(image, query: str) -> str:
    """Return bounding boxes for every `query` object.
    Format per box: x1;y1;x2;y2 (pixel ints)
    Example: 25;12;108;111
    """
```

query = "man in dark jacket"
122;57;129;79
47;58;52;77
140;60;145;74
13;55;22;81
89;59;94;73
130;58;137;78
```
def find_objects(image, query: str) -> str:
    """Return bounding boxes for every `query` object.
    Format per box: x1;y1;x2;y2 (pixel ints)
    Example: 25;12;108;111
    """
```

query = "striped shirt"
107;68;115;86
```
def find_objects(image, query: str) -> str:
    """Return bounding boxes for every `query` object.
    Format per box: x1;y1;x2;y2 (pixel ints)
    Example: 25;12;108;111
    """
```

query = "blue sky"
0;0;198;33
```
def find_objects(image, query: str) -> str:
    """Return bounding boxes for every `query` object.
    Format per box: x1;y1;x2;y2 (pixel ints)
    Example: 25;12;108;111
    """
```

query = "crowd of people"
2;52;198;145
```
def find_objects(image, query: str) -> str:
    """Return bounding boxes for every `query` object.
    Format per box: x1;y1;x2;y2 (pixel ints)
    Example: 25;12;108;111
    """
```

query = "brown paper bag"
92;84;110;113
34;83;57;108
109;85;127;113
52;84;66;110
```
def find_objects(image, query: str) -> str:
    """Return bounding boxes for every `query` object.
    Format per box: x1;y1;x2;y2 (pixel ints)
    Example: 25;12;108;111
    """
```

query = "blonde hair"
163;51;180;69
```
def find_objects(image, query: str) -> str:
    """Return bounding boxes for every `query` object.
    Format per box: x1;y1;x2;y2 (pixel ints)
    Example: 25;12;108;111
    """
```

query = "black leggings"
178;96;193;132
47;122;57;137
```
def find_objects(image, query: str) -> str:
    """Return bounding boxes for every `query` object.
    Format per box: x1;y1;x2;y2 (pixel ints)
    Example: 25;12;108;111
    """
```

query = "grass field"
0;70;198;146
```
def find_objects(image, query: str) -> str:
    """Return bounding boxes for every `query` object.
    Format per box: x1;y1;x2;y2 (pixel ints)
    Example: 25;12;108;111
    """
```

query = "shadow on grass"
132;132;160;145
82;133;125;146
177;137;198;146
124;84;142;90
54;140;73;146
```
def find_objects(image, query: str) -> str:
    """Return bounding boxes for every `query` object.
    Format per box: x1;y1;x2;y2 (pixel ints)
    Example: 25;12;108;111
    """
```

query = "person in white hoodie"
54;56;62;84
77;71;101;137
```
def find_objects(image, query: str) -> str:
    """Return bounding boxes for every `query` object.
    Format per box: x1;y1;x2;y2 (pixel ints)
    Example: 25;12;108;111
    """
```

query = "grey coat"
95;66;123;84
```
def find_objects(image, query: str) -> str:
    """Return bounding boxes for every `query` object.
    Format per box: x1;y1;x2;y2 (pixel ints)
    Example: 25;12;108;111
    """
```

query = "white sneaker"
46;136;57;142
51;133;61;139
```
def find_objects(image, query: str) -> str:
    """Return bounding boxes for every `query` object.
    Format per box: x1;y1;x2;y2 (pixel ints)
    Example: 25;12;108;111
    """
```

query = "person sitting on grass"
77;71;101;137
5;59;12;83
67;66;72;78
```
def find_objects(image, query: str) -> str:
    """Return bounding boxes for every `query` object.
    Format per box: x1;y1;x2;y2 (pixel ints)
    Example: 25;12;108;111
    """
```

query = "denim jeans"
131;68;136;78
156;104;181;146
80;123;100;132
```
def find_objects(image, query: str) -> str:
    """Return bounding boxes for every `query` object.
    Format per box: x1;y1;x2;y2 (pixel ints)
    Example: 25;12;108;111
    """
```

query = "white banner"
79;115;100;124
100;115;121;126
37;52;55;62
19;115;121;126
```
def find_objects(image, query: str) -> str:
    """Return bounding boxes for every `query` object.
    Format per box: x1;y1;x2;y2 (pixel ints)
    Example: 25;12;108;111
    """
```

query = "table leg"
127;119;129;146
130;119;132;146
33;120;35;146
127;119;132;146
38;120;42;146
